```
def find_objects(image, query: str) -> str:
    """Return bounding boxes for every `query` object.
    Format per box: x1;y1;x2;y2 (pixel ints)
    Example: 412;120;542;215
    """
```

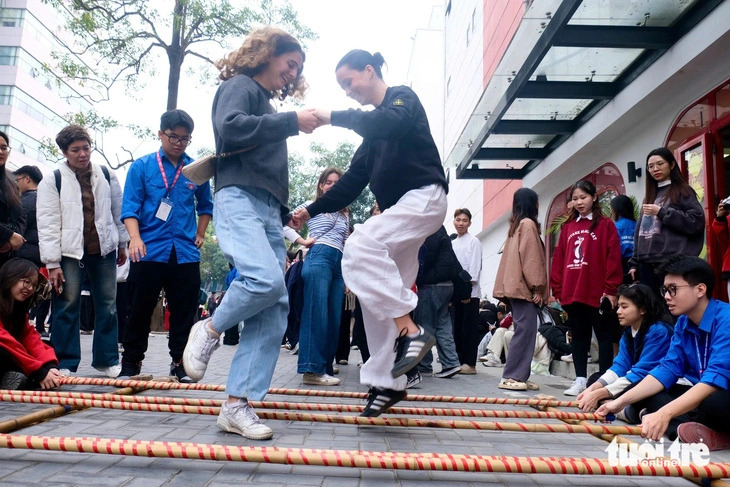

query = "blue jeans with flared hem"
210;186;288;401
50;253;119;371
297;244;345;376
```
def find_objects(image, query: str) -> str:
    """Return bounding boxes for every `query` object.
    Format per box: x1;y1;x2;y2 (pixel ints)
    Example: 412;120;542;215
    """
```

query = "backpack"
54;165;110;192
537;307;572;356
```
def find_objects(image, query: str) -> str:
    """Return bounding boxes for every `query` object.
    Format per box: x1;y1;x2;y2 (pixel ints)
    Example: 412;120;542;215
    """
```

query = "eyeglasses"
162;132;192;146
15;175;28;184
647;160;667;171
19;278;38;291
0;145;11;154
660;284;691;297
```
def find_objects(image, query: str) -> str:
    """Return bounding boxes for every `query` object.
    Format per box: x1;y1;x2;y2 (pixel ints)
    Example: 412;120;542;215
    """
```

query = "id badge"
156;197;173;221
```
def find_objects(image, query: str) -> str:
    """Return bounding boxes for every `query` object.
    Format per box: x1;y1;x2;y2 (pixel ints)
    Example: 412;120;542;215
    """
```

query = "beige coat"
492;218;549;302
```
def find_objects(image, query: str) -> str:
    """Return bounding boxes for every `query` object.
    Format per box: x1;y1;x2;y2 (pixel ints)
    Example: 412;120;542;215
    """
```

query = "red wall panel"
482;0;525;88
482;179;522;230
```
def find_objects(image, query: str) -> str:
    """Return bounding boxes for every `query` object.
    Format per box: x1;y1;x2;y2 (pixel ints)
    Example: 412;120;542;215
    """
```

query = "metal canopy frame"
456;0;724;180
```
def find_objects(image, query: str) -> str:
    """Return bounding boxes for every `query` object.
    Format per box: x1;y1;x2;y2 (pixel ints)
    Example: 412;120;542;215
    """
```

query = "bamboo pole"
1;433;729;478
59;377;579;407
1;390;599;420
0;387;135;434
0;393;641;436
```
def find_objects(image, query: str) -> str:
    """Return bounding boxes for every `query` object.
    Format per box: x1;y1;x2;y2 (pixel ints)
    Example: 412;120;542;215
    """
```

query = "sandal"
498;378;527;391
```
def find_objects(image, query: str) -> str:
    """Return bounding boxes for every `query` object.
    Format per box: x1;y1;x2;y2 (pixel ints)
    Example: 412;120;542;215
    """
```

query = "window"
0;47;18;66
0;86;12;105
0;8;24;28
446;76;452;97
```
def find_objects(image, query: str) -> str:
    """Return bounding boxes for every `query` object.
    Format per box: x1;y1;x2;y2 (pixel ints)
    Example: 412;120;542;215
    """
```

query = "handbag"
182;145;257;185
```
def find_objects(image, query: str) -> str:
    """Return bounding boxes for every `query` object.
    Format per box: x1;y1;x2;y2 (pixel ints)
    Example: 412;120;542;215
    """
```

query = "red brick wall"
483;0;526;88
482;179;522;231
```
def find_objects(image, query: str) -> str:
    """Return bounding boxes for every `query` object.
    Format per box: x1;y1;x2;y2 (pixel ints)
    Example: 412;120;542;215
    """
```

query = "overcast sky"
98;0;441;178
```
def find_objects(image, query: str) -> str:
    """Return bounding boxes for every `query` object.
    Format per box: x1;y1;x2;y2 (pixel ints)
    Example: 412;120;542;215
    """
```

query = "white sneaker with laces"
481;352;503;367
564;377;587;396
183;318;220;382
94;364;122;378
302;373;340;386
217;400;273;440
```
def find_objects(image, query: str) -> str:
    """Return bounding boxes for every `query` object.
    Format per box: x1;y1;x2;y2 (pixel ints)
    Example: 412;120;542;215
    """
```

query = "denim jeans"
50;253;119;371
211;186;288;400
415;284;460;373
297;244;344;375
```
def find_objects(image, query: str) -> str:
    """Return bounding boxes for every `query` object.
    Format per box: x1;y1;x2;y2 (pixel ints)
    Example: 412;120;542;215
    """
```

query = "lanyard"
156;150;184;195
694;331;710;376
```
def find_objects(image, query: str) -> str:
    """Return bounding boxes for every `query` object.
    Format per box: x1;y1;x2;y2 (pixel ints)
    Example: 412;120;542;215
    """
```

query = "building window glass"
0;8;24;27
667;97;711;153
0;46;18;66
716;81;730;121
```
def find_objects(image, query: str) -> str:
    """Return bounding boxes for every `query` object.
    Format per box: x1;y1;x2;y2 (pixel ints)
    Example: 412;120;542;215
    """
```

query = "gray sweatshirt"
211;74;299;211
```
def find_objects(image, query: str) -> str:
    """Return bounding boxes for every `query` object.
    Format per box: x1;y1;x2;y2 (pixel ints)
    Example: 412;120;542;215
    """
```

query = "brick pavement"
1;331;728;486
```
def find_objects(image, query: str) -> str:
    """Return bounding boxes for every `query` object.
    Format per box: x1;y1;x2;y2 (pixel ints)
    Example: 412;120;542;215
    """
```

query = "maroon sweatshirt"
550;216;623;308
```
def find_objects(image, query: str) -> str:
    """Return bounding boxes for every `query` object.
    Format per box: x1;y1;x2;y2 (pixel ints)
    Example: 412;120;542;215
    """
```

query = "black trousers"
350;299;369;363
122;256;200;364
563;302;613;377
116;281;129;343
635;384;730;439
336;304;353;363
453;298;480;366
34;298;51;334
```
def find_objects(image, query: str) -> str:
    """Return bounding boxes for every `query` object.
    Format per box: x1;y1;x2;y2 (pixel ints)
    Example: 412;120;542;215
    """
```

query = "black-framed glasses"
660;284;691;297
19;278;39;291
162;132;192;146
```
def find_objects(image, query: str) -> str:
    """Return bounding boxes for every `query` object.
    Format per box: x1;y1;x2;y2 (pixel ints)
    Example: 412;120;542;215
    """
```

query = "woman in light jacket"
37;124;128;377
492;188;548;391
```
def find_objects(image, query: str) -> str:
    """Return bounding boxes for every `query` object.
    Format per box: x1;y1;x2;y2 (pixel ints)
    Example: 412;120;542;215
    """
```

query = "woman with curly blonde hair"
182;26;319;440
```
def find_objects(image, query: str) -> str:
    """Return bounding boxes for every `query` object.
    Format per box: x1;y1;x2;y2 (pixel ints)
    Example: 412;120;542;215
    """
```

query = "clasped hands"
296;108;331;134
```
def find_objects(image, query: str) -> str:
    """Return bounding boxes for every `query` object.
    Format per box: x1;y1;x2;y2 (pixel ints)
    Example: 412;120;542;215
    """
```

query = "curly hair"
216;26;307;101
55;124;92;153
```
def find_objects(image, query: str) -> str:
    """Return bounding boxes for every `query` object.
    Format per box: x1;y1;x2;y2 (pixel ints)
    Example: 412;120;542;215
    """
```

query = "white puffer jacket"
37;161;129;269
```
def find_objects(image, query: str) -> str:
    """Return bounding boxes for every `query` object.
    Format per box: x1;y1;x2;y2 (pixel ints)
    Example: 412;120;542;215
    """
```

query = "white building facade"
0;0;91;172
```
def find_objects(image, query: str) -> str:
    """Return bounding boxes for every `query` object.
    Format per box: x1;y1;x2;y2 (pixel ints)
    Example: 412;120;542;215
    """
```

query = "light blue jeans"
50;252;119;371
414;284;460;373
297;244;344;376
211;186;288;400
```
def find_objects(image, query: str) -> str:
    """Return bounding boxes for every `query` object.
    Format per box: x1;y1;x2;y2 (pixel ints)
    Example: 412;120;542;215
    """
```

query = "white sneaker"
59;369;71;377
560;353;573;362
564;377;587;396
94;364;121;378
480;352;503;367
217;400;273;440
302;373;340;386
183;318;220;382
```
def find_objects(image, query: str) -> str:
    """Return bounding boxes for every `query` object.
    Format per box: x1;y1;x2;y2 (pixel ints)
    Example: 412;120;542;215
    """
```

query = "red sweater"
550;216;623;308
711;218;730;274
0;317;58;378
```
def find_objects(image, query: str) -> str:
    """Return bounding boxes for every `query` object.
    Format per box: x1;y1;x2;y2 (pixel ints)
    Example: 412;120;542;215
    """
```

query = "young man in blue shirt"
119;110;213;382
597;256;730;450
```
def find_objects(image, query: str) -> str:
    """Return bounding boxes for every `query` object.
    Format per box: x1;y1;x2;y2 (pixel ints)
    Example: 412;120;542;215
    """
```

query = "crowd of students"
0;25;728;450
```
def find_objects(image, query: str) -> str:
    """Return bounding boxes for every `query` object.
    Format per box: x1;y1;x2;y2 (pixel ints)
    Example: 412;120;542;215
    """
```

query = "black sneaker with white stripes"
391;326;436;378
360;387;407;417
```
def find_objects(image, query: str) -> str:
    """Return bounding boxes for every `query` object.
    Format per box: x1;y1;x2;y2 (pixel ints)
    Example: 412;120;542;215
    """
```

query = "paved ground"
1;332;728;486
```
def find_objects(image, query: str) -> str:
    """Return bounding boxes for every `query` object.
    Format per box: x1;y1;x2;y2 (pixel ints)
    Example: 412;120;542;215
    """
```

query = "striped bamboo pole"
0;393;641;436
59;377;579;407
1;433;729;478
0;387;135;434
1;390;599;421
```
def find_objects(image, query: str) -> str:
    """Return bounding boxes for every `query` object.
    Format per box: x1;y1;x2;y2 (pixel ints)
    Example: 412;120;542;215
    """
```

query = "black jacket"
16;189;41;266
417;226;457;286
307;85;447;217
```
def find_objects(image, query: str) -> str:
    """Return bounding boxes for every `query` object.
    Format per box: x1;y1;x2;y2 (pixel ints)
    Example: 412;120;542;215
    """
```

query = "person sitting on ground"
597;256;730;451
0;258;62;390
478;304;510;365
576;283;673;414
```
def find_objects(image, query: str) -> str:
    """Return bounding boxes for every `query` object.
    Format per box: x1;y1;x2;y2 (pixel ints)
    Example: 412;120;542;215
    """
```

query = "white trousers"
343;184;447;390
487;326;515;358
